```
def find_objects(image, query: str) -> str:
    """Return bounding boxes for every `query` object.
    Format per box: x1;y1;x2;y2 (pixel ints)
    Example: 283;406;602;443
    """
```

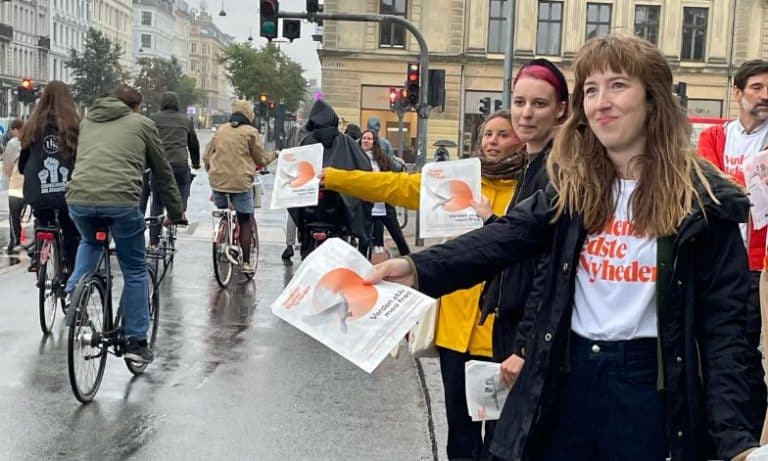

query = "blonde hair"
546;34;715;236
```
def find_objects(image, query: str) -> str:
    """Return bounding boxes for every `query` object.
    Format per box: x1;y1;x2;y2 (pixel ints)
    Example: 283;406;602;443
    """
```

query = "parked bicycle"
65;224;159;403
211;204;259;288
35;210;69;335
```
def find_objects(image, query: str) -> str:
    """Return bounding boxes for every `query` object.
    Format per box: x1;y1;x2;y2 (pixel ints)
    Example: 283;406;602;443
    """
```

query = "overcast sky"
201;0;322;83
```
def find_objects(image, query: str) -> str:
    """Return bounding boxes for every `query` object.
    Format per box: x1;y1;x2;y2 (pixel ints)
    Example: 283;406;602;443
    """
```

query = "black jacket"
409;161;758;461
149;92;200;169
19;123;75;210
479;144;552;361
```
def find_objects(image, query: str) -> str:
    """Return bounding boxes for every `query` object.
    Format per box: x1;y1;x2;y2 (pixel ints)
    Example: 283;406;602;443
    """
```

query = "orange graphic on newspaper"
280;161;316;188
309;268;379;332
426;179;474;212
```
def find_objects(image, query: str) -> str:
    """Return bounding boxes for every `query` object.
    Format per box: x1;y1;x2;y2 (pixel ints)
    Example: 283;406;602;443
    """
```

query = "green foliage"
134;56;203;113
219;42;307;113
66;28;126;106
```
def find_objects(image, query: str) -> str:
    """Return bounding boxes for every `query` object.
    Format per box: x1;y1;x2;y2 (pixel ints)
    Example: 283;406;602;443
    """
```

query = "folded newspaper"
271;238;436;373
465;360;510;421
270;143;324;209
419;157;483;238
744;149;768;230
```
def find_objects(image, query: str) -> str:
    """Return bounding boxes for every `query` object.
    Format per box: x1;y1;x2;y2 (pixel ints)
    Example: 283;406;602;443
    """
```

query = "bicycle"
35;210;69;335
211;204;259;288
65;224;159;403
146;216;178;285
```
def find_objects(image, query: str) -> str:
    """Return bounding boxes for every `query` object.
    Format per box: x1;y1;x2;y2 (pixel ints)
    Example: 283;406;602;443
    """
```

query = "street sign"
187;106;196;115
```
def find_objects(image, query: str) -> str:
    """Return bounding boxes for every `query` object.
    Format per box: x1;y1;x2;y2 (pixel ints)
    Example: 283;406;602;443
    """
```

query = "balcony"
0;23;12;43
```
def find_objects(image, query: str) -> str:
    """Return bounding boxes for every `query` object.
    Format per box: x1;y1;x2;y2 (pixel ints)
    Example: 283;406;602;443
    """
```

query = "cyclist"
19;81;80;275
65;85;185;364
204;99;270;275
148;91;200;246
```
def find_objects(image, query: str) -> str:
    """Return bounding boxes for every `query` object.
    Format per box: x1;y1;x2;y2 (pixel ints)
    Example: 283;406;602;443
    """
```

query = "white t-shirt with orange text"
572;179;658;340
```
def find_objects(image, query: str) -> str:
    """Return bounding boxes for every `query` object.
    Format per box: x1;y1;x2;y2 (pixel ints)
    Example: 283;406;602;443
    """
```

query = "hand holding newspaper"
270;143;324;209
743;149;768;230
271;238;436;373
419;158;483;238
465;360;510;421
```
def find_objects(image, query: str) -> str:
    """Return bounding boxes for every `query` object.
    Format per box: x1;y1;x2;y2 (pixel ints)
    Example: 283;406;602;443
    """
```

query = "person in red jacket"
698;59;768;441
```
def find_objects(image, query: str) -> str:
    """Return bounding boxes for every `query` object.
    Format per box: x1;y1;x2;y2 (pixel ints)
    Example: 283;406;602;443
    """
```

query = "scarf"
479;150;526;180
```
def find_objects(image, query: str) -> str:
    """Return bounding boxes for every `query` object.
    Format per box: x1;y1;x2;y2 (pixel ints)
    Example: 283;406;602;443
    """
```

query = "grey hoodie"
149;92;200;168
366;117;395;157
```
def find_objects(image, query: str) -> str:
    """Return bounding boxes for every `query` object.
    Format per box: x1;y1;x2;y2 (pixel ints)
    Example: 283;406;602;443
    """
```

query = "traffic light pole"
278;11;430;245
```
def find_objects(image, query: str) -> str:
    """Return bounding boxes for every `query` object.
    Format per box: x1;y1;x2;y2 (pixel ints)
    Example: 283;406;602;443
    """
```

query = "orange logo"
311;268;379;330
427;180;474;211
280;161;316;188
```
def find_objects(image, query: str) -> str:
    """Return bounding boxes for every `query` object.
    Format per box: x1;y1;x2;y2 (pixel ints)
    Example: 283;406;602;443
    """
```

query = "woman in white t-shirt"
370;35;759;461
359;129;410;256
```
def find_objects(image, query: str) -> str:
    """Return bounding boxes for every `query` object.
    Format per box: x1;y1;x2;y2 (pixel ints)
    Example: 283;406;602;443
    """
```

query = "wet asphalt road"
0;131;442;461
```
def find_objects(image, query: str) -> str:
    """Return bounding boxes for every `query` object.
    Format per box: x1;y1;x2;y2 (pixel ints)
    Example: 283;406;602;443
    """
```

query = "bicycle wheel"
244;217;259;280
212;216;232;288
126;267;160;374
397;206;408;229
38;239;59;335
67;274;109;403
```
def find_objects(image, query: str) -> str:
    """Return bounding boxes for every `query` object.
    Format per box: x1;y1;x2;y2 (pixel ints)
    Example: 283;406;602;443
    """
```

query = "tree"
66;28;126;106
133;56;203;113
220;42;307;112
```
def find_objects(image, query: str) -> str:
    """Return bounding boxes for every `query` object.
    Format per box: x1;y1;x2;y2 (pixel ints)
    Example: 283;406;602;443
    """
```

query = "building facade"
0;0;50;117
131;0;175;64
189;10;233;127
50;0;89;84
90;0;133;72
319;0;767;159
171;0;194;73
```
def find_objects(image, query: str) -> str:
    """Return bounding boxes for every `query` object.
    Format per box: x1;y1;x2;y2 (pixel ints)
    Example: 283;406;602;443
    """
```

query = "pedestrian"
370;34;761;461
2;119;25;255
18;80;80;275
697;59;768;441
204;99;270;275
148;91;201;246
359;129;410;257
366;116;396;157
65;85;186;363
344;123;362;141
479;58;568;365
322;110;525;460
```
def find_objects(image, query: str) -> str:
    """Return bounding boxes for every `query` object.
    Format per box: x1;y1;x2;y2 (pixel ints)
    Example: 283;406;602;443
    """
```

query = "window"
681;7;707;61
191;42;197;54
536;1;562;55
141;33;151;49
379;0;406;48
141;10;151;26
488;0;514;54
586;3;611;39
634;5;660;45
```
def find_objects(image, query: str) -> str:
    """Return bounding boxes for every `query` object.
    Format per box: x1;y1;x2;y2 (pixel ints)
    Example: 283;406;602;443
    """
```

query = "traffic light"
406;62;420;107
17;78;36;103
283;19;300;42
268;101;277;114
479;97;491;116
388;87;399;109
260;0;279;41
306;0;319;13
259;93;268;103
494;99;503;112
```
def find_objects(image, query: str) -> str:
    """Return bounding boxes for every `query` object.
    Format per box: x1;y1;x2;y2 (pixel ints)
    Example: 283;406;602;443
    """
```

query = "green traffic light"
261;21;276;36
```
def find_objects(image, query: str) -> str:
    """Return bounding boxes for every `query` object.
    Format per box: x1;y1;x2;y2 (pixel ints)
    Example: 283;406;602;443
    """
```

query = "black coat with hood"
19;121;75;210
289;101;372;248
408;161;758;461
149;92;200;168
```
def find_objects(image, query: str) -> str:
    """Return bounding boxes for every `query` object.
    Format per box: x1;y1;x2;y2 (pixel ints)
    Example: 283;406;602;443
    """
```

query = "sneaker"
241;262;256;274
124;338;154;364
281;245;294;260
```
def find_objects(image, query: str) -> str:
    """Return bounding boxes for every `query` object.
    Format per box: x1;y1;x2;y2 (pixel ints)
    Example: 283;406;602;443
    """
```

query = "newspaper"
743;149;768;230
271;238;436;373
418;158;483;238
465;360;510;421
269;143;324;209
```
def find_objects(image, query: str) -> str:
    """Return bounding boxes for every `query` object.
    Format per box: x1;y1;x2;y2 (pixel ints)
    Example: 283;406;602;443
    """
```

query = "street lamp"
218;0;226;16
247;27;253;42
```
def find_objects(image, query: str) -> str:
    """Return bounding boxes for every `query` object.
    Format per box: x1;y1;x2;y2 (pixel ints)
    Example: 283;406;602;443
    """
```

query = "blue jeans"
212;190;253;214
65;205;149;340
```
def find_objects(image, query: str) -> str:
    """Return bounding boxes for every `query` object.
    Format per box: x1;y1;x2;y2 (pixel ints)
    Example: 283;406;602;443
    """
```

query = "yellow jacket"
324;167;517;356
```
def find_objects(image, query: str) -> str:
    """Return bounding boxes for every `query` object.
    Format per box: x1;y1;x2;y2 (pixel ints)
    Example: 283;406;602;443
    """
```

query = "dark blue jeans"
65;205;149;340
536;333;667;461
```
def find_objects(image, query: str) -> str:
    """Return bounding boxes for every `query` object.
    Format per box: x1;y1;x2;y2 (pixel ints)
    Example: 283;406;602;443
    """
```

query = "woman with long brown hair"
18;80;80;275
371;34;759;460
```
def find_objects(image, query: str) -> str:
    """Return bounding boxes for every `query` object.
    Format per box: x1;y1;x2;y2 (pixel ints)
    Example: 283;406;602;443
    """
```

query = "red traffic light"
268;101;276;110
388;87;398;103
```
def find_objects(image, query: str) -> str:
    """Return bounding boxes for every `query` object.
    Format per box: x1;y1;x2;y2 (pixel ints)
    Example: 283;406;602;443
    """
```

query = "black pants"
149;165;192;245
747;270;767;439
34;207;79;275
371;205;410;256
536;333;667;461
7;196;25;249
438;346;496;460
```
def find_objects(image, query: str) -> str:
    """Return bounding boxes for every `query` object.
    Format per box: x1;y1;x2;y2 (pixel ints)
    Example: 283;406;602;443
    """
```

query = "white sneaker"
241;262;256;274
